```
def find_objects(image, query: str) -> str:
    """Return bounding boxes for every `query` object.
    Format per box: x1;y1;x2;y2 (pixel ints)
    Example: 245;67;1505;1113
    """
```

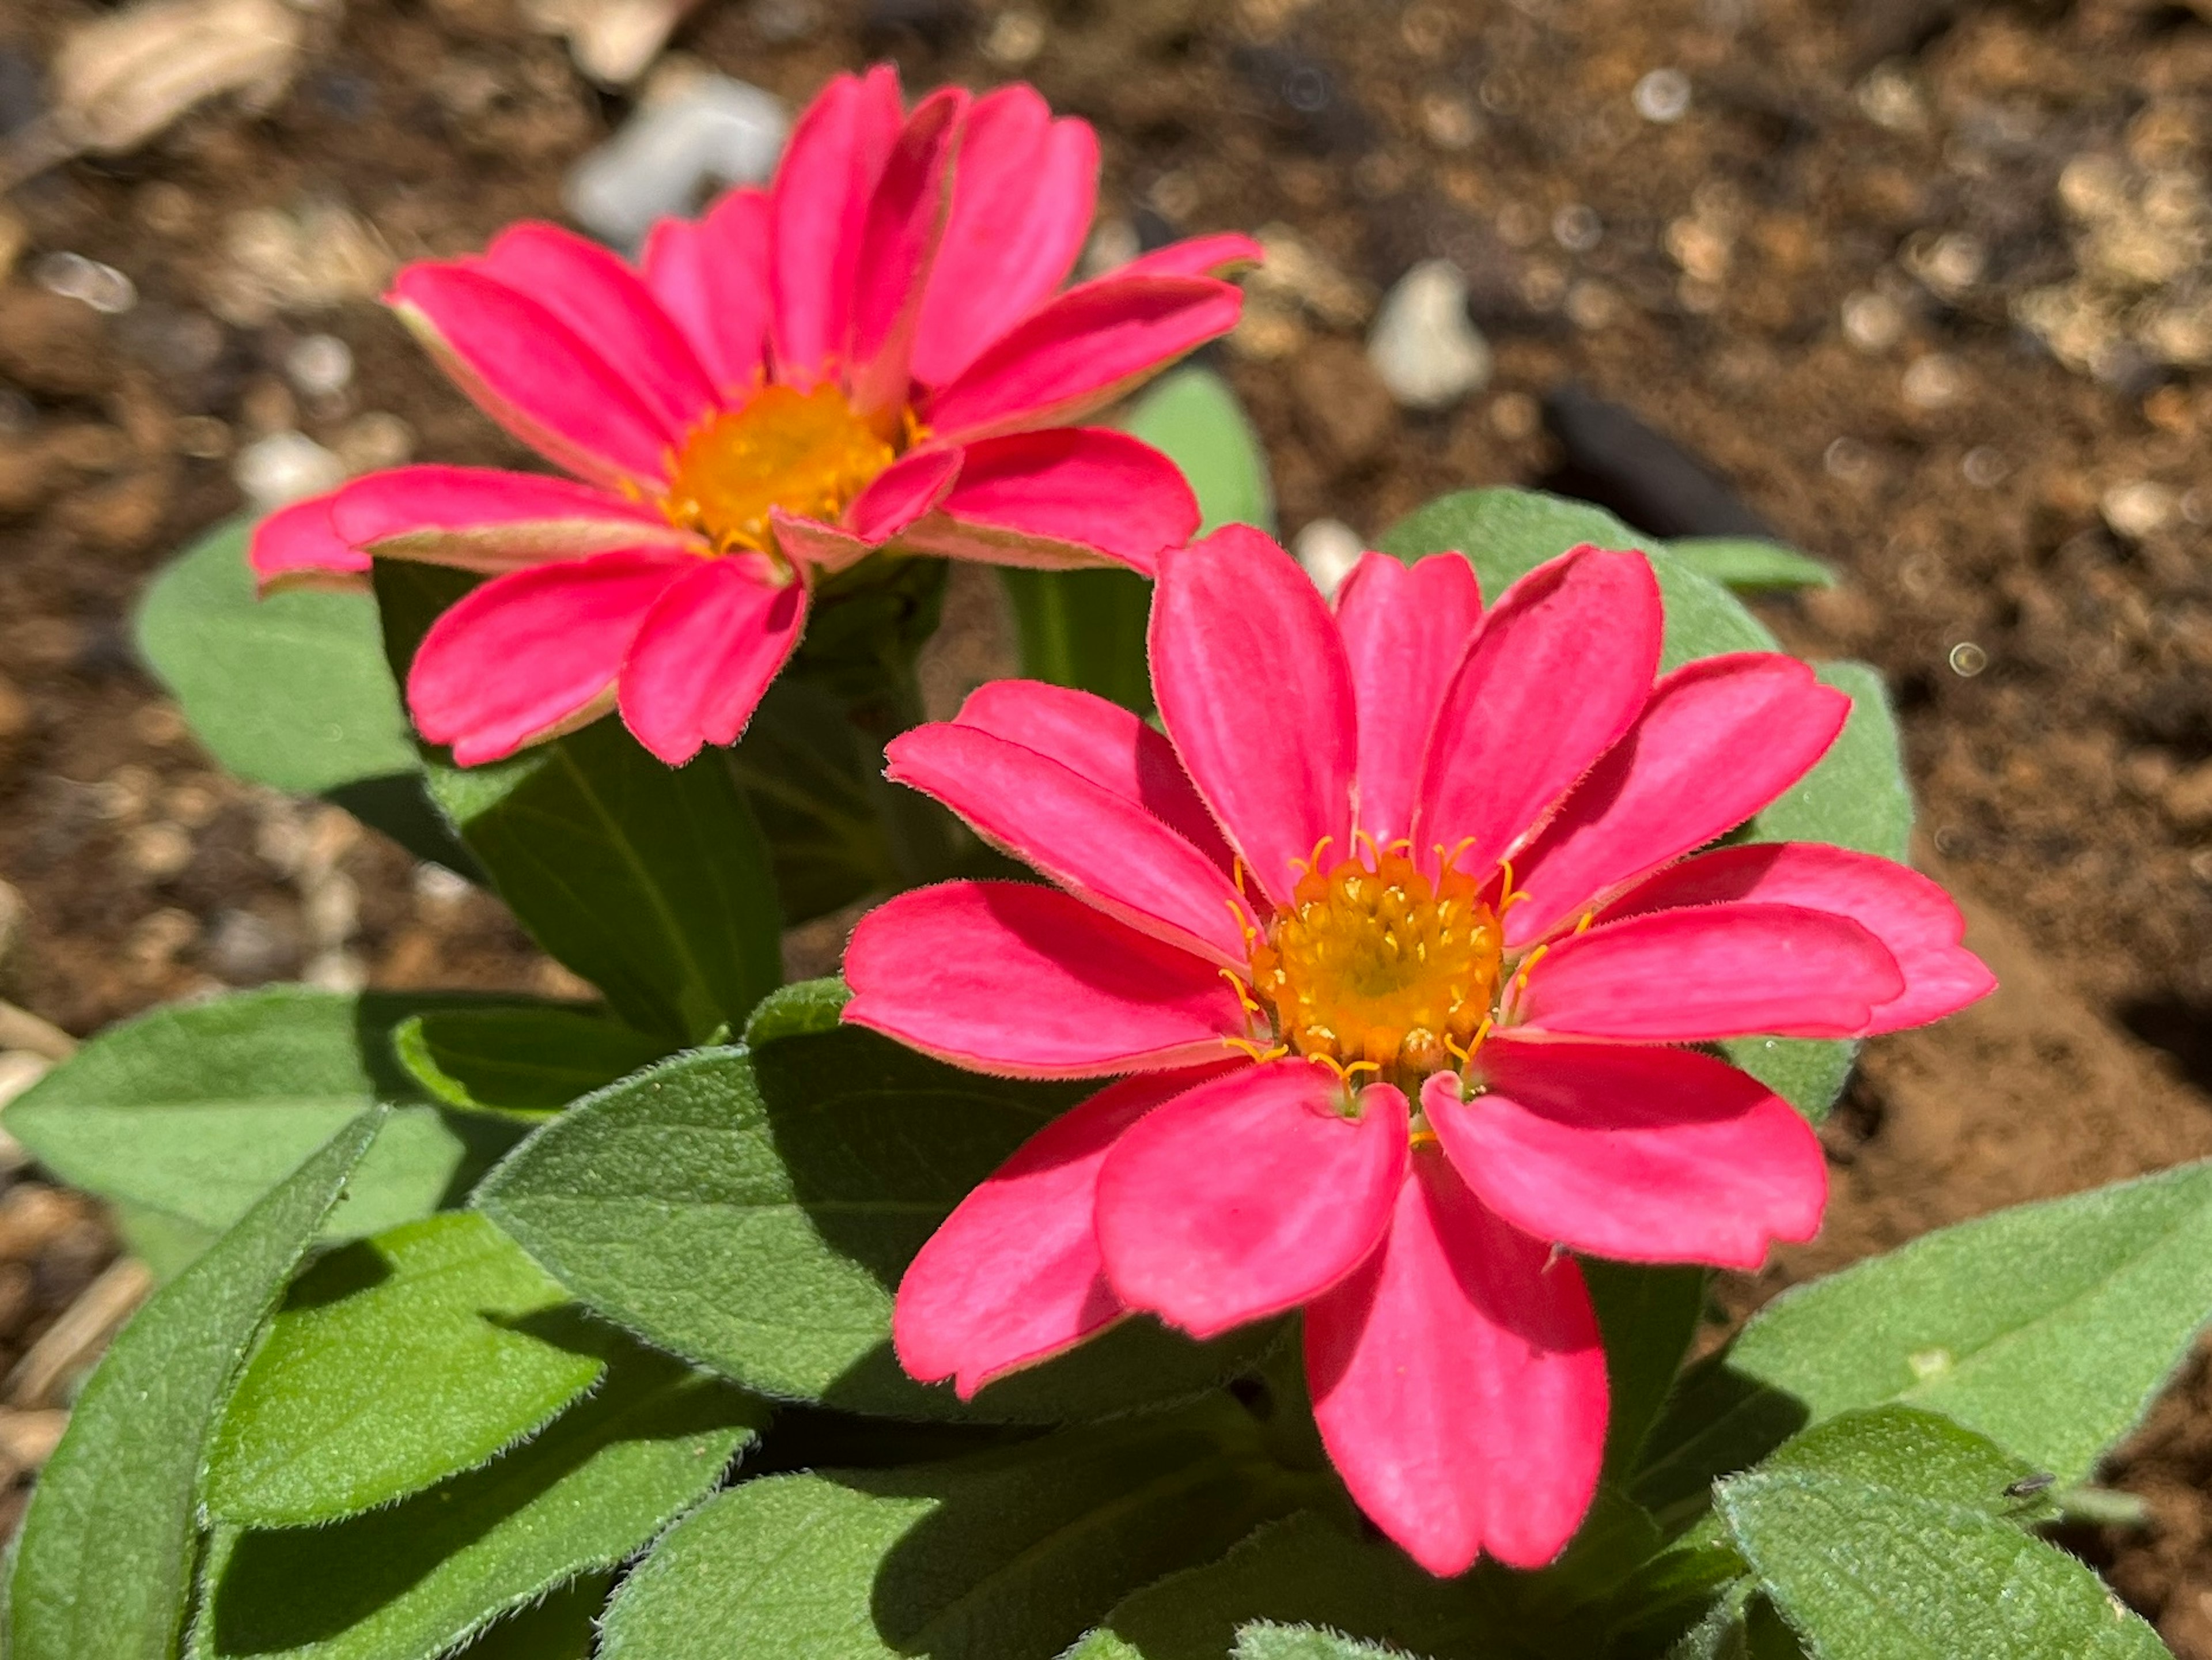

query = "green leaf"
1069;1512;1508;1660
597;1400;1300;1660
742;975;851;1045
1730;1158;2212;1486
393;1005;669;1115
725;676;898;924
447;1575;609;1659
1585;1262;1708;1479
191;1346;763;1660
1666;540;1834;594
1716;1039;1855;1127
476;1031;1281;1423
1125;365;1277;536
7;1110;381;1660
1747;664;1911;863
1234;1624;1418;1660
3;987;528;1242
108;1196;224;1283
135;518;414;795
998;565;1157;715
1374;488;1778;670
424;718;782;1044
203;1212;609;1527
1629;1355;1809;1536
1717;1408;2164;1659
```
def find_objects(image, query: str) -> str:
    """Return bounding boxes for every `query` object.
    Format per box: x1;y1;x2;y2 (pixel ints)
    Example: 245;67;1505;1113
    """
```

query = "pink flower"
843;529;1994;1576
252;68;1255;766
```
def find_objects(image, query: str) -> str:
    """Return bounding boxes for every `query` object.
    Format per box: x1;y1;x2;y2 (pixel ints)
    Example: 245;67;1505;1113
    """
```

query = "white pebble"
2101;481;2177;541
1292;519;1366;597
1633;68;1691;124
285;333;354;398
33;251;137;315
1840;290;1903;352
565;74;788;250
234;429;346;509
1366;259;1493;411
1900;353;1964;410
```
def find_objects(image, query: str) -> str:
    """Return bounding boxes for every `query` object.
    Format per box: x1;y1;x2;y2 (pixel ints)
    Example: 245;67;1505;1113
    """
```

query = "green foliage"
3;988;528;1257
1586;1263;1709;1479
1128;366;1277;537
1667;540;1835;593
1715;1409;2165;1659
1747;664;1911;863
7;1111;381;1660
203;1212;609;1527
1730;1159;2212;1484
1234;1624;1416;1660
597;1398;1301;1660
725;675;899;922
392;1005;669;1114
446;1575;610;1659
191;1347;762;1660
476;1031;1282;1423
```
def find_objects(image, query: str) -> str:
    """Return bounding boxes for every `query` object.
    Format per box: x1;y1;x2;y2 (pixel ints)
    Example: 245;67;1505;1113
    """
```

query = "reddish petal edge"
250;493;369;591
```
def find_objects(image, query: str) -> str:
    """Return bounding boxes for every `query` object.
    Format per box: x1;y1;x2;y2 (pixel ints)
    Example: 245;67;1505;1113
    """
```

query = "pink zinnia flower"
251;67;1255;766
843;529;1994;1576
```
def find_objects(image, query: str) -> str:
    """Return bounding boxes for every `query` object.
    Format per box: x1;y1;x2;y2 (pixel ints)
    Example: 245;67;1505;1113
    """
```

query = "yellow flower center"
662;383;906;554
1247;845;1502;1083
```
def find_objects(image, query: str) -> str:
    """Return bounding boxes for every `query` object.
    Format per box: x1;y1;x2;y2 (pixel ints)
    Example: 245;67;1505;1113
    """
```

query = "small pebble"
1961;447;2009;489
2101;481;2177;541
333;411;415;475
1487;391;1542;441
1367;260;1492;410
284;333;354;398
174;416;233;460
565;74;788;249
1947;642;1988;678
1900;354;1964;410
233;430;344;509
1291;519;1364;596
1418;92;1479;152
414;863;475;906
1856;64;1927;133
32;252;136;316
1078;218;1140;280
1632;68;1691;125
1841;290;1904;352
206;909;293;982
981;7;1044;66
1565;280;1620;331
1551;203;1601;253
752;0;817;39
123;824;194;880
1824;436;1874;483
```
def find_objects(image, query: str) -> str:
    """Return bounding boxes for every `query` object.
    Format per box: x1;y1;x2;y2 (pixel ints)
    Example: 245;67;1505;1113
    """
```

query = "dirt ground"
2;0;2211;1644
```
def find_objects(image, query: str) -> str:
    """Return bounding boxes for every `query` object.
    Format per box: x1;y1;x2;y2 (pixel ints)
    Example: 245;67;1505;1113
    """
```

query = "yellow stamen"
661;383;908;555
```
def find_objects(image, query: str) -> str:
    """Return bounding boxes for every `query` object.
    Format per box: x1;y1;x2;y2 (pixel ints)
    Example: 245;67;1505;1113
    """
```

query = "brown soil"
2;0;2211;1645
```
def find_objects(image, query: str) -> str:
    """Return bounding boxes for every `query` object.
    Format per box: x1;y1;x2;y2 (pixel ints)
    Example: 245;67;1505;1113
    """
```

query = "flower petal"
1152;526;1355;907
388;262;676;489
1504;654;1851;945
1096;1060;1407;1340
1601;842;1995;1032
475;222;718;436
1516;901;1906;1041
250;493;367;591
887;722;1257;967
846;86;968;415
847;445;962;542
407;549;687;766
767;508;875;576
895;1067;1226;1398
911;87;1099;387
952;679;1234;873
641;187;771;396
616;555;806;765
1414;547;1661;883
1334;551;1483;849
893;428;1197;575
770;65;904;385
328;464;695;572
1118;232;1265;281
1305;1154;1607;1575
1427;1046;1827;1272
843;880;1248;1078
924;273;1243;443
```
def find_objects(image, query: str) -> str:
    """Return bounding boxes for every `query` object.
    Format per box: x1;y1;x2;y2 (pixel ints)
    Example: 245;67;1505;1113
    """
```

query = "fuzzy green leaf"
598;1400;1297;1660
1126;365;1277;536
476;1031;1280;1422
7;1110;381;1660
191;1347;763;1660
1730;1159;2212;1485
446;1575;609;1659
203;1212;609;1527
1666;540;1834;593
1234;1625;1418;1660
1717;1408;2164;1659
3;988;527;1246
1586;1263;1709;1479
1747;663;1910;863
998;566;1156;716
724;675;899;925
392;1006;669;1115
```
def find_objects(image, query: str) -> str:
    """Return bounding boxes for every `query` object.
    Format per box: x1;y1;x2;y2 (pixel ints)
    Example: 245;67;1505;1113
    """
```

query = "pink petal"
767;507;876;576
250;493;368;590
1096;1060;1407;1340
1504;654;1852;945
893;428;1197;575
1601;842;1995;1032
616;555;806;765
1118;232;1266;281
952;680;1234;873
911;88;1099;387
327;464;695;573
474;223;718;437
1413;547;1661;883
842;880;1248;1078
770;65;904;385
1334;551;1483;849
1515;902;1907;1042
845;86;968;415
895;1066;1228;1398
923;273;1243;443
1152;525;1355;907
847;445;961;542
1305;1154;1607;1575
388;262;675;490
407;550;687;766
1426;1046;1827;1272
887;722;1257;967
641;187;771;396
